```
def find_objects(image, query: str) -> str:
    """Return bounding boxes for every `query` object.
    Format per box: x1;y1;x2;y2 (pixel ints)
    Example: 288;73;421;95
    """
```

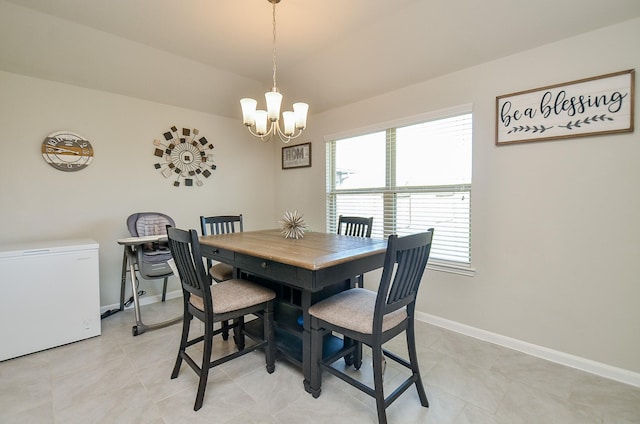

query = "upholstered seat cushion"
209;263;233;282
308;288;407;334
190;279;276;314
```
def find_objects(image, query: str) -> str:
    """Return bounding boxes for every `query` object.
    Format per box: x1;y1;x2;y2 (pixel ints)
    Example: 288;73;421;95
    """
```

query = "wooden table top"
199;229;387;271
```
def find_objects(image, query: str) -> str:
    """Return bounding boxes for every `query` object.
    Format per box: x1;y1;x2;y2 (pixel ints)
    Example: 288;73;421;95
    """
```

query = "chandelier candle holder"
240;0;308;143
279;210;307;239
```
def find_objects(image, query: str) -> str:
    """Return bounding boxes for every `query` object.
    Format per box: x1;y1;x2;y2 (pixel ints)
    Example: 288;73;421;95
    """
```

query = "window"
326;105;473;274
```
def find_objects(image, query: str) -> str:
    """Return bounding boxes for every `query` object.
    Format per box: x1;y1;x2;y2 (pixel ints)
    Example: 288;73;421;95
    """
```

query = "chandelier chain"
272;1;277;90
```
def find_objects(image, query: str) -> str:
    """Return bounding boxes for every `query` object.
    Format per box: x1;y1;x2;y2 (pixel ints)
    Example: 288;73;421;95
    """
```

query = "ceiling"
2;0;640;119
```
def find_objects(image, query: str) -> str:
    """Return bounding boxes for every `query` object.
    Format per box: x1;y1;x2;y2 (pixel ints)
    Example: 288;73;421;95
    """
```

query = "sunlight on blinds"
327;109;472;265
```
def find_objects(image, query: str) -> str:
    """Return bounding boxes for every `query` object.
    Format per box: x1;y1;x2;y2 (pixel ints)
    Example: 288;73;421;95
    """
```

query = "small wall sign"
282;142;311;169
496;69;634;145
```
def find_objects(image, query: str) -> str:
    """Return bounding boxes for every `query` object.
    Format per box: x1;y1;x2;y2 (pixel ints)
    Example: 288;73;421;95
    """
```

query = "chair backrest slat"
375;230;434;323
167;227;212;305
337;215;373;238
200;215;243;271
200;215;244;236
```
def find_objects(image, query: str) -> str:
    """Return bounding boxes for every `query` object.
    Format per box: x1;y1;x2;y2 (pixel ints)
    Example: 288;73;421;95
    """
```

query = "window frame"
325;104;475;276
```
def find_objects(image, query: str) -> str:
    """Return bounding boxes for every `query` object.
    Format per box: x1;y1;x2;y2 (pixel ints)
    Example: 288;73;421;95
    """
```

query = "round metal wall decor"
153;126;216;187
41;131;94;171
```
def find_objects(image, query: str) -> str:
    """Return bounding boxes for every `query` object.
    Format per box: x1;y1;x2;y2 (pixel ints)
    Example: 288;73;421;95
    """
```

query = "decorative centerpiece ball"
279;210;307;239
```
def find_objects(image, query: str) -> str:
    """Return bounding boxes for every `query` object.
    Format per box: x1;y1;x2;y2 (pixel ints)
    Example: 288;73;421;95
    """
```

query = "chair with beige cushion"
200;214;243;340
308;229;434;424
167;226;276;411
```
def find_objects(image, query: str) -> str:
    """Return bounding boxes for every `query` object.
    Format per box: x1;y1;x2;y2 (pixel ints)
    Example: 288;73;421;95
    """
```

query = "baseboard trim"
416;311;640;388
100;289;182;314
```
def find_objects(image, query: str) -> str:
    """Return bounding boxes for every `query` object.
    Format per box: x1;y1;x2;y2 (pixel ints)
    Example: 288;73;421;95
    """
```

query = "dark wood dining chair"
166;226;276;411
337;215;373;238
337;215;373;288
200;214;243;282
200;214;243;340
308;229;434;424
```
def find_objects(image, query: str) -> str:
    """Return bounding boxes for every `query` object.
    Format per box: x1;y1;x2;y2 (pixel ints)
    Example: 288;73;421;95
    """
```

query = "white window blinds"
326;108;472;265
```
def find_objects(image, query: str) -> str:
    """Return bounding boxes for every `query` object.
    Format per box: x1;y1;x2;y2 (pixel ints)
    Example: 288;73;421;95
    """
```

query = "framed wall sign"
282;142;311;169
496;69;634;145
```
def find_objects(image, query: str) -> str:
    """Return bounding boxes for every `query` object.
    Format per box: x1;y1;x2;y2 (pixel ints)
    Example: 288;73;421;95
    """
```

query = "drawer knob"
261;261;268;269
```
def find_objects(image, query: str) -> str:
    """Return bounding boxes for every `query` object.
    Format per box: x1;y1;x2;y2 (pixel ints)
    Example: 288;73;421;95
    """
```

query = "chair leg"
232;317;245;350
308;317;322;398
372;346;388;424
342;337;362;370
353;340;363;370
171;309;190;379
264;303;275;374
407;320;429;407
221;320;230;340
354;276;364;369
343;337;354;366
162;277;168;302
194;319;213;411
211;277;229;340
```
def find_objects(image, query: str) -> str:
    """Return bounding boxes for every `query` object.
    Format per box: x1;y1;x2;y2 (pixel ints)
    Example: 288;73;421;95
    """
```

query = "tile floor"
1;297;639;424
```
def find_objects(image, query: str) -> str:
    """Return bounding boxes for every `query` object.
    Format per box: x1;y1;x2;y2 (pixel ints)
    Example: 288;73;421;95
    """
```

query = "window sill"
427;259;475;277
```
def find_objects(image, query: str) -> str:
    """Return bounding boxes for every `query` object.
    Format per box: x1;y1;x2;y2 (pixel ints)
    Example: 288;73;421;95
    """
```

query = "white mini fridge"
0;239;101;361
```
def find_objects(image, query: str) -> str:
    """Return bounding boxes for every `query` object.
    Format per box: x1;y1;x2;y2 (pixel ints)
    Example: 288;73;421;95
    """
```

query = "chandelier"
240;0;308;143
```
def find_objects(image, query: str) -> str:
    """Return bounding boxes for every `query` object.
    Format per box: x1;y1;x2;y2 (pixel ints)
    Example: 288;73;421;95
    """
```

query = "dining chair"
166;226;276;411
308;229;434;424
337;215;373;288
200;214;243;340
337;215;373;238
200;215;243;282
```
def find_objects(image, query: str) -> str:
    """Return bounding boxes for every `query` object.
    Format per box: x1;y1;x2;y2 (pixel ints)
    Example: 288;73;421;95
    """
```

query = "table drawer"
201;245;234;263
237;255;300;283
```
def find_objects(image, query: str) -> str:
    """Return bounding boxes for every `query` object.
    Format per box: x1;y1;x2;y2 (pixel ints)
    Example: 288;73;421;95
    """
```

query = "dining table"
198;228;387;393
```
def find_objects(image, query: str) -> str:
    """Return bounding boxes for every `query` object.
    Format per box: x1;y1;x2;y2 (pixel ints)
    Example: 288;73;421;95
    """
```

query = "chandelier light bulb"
265;90;283;122
240;98;257;126
255;110;268;135
293;102;309;129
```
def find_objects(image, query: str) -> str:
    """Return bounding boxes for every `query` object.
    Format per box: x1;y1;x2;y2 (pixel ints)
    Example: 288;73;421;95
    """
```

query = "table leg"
301;290;316;394
302;328;314;394
343;276;362;368
303;279;359;394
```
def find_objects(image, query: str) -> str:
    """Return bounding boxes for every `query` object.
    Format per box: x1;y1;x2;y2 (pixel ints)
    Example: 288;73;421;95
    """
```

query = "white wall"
276;18;640;375
0;71;278;308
